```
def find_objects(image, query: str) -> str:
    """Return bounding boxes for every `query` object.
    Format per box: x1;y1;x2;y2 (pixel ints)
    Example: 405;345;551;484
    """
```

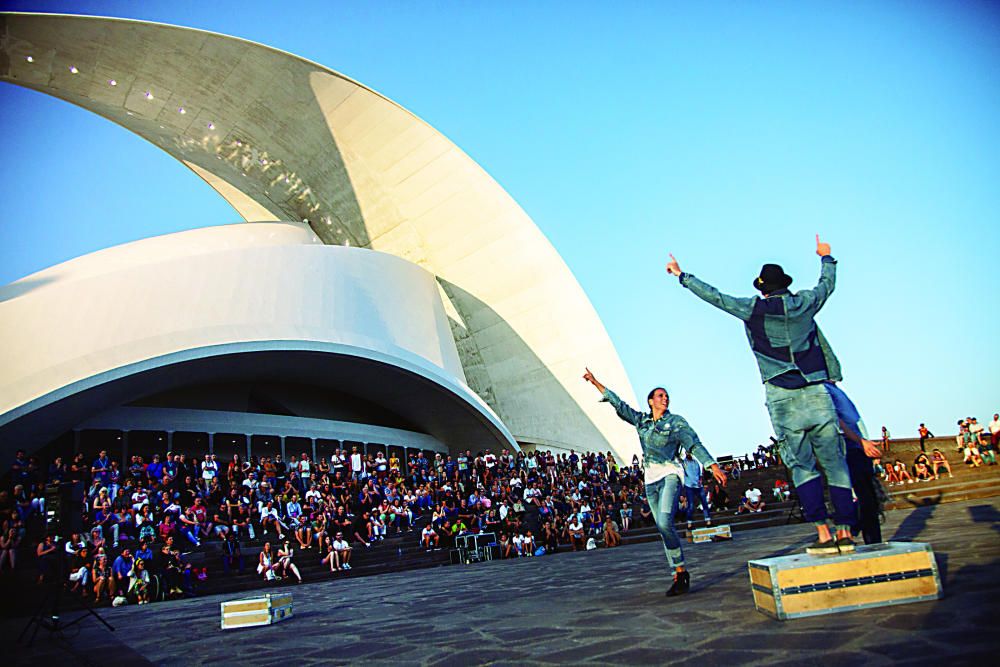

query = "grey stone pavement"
6;498;1000;666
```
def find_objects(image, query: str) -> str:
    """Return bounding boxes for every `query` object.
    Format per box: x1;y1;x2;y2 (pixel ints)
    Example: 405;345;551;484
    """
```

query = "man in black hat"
665;236;855;555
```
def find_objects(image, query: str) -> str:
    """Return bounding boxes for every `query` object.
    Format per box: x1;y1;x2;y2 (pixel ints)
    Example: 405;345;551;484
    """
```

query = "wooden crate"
220;593;294;630
748;542;941;620
687;524;732;543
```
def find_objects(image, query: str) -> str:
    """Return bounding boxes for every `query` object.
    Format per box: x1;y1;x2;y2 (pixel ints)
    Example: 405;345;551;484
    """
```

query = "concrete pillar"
280;436;286;460
246;434;252;461
311;438;317;462
167;430;174;452
208;432;215;455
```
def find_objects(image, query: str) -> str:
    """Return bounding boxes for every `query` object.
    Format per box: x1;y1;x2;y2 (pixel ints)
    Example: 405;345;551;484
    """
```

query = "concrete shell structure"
0;12;640;461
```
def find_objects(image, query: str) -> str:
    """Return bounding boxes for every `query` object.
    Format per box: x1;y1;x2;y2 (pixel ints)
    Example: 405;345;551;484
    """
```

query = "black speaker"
44;482;80;537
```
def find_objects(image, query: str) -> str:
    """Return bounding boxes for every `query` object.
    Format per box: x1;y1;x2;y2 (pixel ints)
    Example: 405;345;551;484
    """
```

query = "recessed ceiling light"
109;79;117;86
144;91;154;100
25;56;34;63
69;65;78;74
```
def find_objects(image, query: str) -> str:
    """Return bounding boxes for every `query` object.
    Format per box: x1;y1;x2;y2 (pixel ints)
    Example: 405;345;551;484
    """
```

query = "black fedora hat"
753;264;793;293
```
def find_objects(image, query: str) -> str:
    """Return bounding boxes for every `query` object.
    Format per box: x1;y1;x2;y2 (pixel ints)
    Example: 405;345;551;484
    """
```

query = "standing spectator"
200;454;218;491
918;423;934;452
36;534;57;584
681;452;711;528
881;426;891;454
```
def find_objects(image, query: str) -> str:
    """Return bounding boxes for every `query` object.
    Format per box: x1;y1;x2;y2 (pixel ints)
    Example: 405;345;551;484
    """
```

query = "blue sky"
1;1;997;456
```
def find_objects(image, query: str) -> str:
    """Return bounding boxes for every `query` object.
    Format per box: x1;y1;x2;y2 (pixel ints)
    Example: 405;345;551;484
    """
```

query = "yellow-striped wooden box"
220;593;294;630
688;524;732;543
748;542;941;620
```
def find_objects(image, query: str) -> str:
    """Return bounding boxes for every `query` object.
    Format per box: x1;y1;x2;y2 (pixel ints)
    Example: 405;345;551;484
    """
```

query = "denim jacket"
602;389;717;469
679;256;843;385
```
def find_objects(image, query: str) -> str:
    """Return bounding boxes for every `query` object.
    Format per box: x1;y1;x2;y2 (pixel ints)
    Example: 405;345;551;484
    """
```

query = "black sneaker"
836;537;856;553
666;570;690;597
806;539;839;555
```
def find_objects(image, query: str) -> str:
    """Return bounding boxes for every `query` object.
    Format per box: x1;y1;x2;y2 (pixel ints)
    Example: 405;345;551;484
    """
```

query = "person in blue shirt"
666;236;854;555
583;367;726;597
681;452;711;527
824;383;884;544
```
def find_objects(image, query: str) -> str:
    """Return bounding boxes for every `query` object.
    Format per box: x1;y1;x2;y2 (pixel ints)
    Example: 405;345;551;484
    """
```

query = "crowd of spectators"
9;414;993;606
3;442;715;604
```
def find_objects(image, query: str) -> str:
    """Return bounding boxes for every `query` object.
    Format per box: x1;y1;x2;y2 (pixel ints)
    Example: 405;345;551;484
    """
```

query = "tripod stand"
19;580;116;647
18;536;115;647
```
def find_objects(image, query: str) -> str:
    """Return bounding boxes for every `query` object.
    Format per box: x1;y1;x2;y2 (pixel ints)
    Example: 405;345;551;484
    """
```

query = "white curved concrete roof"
0;12;640;462
0;223;516;453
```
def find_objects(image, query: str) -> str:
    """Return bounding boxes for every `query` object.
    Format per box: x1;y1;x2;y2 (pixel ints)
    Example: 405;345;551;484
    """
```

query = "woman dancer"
583;368;726;597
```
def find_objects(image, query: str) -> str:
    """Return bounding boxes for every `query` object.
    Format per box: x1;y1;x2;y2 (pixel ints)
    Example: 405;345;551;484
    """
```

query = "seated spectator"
894;460;915;483
421;524;440;551
276;541;302;583
0;527;19;572
772;479;791;502
603;518;621;547
112;548;134;597
67;545;92;597
913;454;933;481
738;486;765;514
332;532;352;570
498;533;513;559
257;542;282;582
929;449;952;479
128;558;151;605
92;553;112;603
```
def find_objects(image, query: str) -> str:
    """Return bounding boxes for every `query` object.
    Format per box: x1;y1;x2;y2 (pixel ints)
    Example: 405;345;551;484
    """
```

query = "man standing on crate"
666;236;855;555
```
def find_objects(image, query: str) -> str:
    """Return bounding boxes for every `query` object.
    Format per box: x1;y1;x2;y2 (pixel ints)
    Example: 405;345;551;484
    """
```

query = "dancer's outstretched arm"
666;254;754;321
583;368;642;426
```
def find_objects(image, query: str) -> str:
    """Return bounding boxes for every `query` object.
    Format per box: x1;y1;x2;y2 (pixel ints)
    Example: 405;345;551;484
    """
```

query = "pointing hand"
815;234;831;257
666;253;682;276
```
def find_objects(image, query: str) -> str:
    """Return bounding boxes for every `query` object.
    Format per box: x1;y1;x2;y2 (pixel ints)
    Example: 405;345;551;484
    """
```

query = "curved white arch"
0;12;640;462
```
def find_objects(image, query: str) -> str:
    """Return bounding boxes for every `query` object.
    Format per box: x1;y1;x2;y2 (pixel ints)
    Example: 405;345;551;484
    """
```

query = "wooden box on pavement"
748;541;941;620
220;593;293;630
687;524;732;543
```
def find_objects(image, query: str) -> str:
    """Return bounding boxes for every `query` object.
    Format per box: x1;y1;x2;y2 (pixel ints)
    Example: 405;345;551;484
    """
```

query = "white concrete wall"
0;13;641;465
0;223;508;448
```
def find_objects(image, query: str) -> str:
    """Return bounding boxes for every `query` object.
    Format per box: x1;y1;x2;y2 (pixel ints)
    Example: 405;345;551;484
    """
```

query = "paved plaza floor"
6;498;1000;666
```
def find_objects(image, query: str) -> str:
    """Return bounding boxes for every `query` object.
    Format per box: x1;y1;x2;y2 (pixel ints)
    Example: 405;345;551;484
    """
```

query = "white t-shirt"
644;459;684;485
990;419;1000;436
350;453;363;471
421;526;436;538
745;488;762;503
333;539;350;551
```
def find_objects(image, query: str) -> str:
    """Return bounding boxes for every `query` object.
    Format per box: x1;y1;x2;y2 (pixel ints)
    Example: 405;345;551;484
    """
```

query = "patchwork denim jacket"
679;256;843;385
602;389;716;469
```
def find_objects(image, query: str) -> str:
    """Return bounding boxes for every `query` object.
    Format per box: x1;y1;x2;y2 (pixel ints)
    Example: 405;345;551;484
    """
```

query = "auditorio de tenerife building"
0;12;640;467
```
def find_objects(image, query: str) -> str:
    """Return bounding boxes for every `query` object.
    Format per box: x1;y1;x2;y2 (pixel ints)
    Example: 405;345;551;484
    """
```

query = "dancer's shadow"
967;504;1000;537
890;503;938;541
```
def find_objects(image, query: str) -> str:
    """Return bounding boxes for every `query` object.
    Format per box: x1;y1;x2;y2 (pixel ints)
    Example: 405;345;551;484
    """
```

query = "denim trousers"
684;486;710;522
765;382;854;528
645;474;685;569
